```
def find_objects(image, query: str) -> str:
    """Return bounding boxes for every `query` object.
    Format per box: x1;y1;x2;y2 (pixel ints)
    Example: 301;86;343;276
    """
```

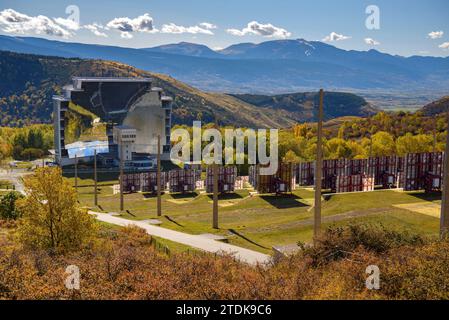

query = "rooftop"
52;95;69;101
114;125;136;130
72;77;152;83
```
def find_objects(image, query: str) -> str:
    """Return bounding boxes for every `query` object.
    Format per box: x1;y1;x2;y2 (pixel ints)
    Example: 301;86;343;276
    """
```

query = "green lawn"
15;161;34;170
76;176;442;254
0;179;14;190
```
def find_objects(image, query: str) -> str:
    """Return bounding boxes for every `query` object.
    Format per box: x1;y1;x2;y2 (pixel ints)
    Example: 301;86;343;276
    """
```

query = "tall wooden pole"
212;113;219;229
213;163;219;229
440;112;449;238
94;149;98;207
157;135;162;217
433;117;437;153
119;141;124;212
314;89;324;243
74;154;78;190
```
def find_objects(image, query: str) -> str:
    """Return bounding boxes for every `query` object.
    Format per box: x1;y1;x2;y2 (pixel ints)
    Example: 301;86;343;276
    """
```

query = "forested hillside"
0;51;376;128
420;96;449;116
232;92;377;121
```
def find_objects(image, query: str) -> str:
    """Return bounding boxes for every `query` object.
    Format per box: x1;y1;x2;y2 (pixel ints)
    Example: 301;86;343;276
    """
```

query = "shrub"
0;191;24;220
299;223;426;267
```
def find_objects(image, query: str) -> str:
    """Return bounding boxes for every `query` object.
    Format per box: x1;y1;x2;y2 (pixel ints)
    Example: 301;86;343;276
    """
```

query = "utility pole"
74;154;78;190
314;89;324;243
212;112;219;229
119;140;124;212
433;117;437;153
213;163;219;229
157;135;162;217
94;149;98;207
440;111;449;238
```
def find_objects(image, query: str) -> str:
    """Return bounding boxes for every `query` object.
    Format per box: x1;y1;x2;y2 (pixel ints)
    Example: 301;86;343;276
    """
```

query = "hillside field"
73;176;441;254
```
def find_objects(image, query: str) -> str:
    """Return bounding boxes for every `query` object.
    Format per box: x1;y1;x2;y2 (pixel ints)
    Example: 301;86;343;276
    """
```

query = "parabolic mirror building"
53;77;172;169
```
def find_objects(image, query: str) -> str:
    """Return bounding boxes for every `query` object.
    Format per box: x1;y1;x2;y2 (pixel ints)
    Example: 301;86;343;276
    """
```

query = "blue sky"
1;0;448;57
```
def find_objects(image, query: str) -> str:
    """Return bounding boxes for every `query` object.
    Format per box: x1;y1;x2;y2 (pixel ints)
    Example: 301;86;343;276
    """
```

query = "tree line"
1;111;447;163
0;125;53;162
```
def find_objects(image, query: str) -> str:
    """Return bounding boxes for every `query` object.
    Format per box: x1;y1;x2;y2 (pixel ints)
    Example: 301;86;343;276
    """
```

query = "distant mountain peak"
143;41;220;58
0;34;448;94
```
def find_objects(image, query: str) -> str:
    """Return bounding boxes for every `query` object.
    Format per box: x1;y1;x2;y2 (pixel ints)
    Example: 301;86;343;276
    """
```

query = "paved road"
90;211;272;266
0;169;29;195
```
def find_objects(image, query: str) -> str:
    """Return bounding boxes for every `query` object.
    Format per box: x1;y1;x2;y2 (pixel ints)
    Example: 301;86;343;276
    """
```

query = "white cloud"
84;23;108;37
120;31;133;39
226;21;291;38
161;23;214;35
439;42;449;49
54;17;80;31
364;37;380;46
428;31;444;39
0;8;73;38
0;9;222;40
199;22;217;30
106;13;157;38
322;32;351;42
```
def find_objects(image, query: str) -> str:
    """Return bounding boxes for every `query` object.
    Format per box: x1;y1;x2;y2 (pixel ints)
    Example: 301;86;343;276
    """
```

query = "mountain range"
1;35;448;95
0;51;376;128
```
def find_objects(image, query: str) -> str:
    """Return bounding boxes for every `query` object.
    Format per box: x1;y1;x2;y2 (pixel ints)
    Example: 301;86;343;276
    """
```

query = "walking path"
89;211;272;266
0;169;28;195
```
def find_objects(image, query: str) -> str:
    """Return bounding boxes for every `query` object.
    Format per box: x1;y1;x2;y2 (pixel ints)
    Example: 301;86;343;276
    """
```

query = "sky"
0;0;448;57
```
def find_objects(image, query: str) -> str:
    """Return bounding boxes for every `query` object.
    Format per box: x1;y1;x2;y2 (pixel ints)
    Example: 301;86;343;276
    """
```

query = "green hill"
232;92;378;122
0;51;377;128
420;96;449;116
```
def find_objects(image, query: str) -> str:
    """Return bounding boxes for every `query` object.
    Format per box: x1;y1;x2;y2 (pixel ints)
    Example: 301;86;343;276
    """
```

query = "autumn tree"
370;131;396;157
283;150;301;163
17;167;97;252
0;191;24;220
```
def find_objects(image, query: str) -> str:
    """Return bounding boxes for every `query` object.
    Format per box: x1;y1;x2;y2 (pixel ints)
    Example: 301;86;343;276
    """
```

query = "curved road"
0;169;29;195
90;211;271;266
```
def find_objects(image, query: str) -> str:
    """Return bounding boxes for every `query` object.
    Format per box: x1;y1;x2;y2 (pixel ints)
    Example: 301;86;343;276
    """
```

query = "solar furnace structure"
53;77;172;168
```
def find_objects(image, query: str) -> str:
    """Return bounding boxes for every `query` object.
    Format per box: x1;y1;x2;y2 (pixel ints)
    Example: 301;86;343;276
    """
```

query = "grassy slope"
74;176;440;254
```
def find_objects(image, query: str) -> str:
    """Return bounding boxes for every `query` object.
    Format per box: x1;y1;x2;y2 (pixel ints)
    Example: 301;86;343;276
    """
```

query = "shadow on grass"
228;229;270;250
169;192;198;199
259;194;309;209
142;192;167;199
126;210;136;217
164;215;184;227
206;193;243;200
409;191;442;202
63;170;119;183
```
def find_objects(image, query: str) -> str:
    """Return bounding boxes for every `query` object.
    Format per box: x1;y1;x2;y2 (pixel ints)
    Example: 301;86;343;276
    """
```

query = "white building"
113;125;137;162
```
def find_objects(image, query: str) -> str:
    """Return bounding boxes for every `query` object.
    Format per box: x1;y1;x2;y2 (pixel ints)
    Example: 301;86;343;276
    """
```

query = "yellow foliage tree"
17;167;97;252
